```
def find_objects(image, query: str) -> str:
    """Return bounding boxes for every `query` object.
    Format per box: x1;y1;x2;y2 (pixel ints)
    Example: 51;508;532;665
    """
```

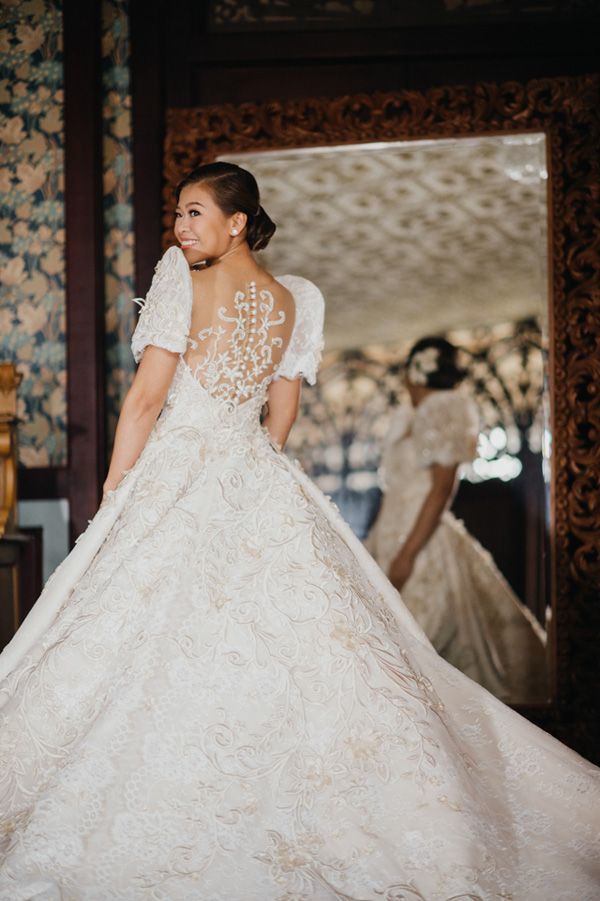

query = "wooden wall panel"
62;0;105;541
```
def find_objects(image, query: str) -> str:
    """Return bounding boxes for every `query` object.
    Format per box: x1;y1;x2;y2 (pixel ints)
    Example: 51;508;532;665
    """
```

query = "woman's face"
174;183;242;265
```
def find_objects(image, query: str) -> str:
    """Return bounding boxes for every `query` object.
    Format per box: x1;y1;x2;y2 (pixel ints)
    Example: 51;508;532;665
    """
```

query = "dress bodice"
131;247;325;441
155;358;273;461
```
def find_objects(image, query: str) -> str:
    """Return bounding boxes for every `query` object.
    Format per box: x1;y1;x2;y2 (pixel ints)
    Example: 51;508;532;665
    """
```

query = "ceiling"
226;134;548;352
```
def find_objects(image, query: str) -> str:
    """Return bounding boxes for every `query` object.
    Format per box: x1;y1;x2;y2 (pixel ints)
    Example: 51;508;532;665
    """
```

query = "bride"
0;161;598;900
366;336;548;704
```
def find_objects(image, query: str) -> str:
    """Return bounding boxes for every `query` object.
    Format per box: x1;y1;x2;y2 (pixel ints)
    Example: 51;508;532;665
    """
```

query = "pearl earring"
231;228;239;236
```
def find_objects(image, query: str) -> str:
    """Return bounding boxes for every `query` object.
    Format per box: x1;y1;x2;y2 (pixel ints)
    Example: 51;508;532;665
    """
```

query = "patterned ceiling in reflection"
227;135;548;351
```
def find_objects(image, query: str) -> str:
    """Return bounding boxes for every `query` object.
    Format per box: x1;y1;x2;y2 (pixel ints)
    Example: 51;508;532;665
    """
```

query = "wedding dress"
0;247;598;900
366;394;548;704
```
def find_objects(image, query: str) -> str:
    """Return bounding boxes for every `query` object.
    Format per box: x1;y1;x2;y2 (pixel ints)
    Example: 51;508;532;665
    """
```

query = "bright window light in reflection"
347;471;379;491
324;445;344;471
542;427;552;459
505;426;522;455
542;454;551;484
468;429;523;482
489;426;507;451
477;433;497;461
315;474;342;493
465;455;523;483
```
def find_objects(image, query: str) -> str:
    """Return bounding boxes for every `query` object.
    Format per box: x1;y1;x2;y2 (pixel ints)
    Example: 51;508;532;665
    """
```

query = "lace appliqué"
130;246;192;364
273;274;324;385
185;281;287;405
412;391;479;468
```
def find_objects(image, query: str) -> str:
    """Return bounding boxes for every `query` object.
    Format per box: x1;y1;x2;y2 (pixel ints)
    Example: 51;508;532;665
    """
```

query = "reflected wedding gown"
366;395;548;704
0;247;598;900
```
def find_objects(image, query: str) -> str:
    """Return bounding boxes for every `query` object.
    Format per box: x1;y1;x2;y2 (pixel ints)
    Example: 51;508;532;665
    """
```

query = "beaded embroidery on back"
183;280;295;405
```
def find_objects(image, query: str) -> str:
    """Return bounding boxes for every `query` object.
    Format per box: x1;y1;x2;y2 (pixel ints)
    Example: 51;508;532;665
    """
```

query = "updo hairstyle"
175;161;276;251
406;336;467;390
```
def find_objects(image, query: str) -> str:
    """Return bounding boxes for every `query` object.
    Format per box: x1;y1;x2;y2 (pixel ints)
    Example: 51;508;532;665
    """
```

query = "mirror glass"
226;134;551;704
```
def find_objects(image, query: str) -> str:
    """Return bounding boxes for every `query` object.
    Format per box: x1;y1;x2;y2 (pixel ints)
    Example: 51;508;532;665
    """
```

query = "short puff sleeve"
131;246;192;364
273;275;324;385
412;391;479;468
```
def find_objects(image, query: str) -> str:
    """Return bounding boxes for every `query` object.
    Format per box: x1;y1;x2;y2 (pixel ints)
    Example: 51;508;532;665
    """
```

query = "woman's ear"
229;212;247;236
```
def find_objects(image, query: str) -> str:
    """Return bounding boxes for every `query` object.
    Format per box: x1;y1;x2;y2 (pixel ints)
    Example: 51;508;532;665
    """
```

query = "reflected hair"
175;161;276;251
406;336;467;390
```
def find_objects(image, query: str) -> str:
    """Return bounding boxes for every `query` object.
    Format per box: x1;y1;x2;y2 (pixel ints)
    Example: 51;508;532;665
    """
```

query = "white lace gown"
366;395;549;704
0;247;598;900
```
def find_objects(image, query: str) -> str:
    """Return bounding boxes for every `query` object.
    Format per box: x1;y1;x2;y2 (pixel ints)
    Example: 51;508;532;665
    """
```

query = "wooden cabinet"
0;528;43;651
0;364;43;649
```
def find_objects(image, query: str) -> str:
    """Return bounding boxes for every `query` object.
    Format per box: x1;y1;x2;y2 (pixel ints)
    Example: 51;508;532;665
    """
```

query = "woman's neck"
408;385;436;408
191;240;253;271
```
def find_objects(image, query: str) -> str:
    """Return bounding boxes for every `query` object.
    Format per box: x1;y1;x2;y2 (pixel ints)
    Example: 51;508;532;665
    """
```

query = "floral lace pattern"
411;391;479;468
185;280;290;405
131;246;193;363
273;274;324;386
0;258;599;899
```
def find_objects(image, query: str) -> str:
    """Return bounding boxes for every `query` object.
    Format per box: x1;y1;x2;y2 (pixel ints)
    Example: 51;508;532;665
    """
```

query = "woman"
367;337;548;703
0;163;598;900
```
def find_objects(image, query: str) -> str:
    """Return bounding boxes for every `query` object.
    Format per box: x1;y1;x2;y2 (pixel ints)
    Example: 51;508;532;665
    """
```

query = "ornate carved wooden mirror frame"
164;75;600;760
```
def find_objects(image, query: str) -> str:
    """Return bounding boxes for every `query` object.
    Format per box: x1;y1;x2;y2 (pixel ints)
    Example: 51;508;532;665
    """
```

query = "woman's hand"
102;479;118;499
101;478;120;506
388;547;416;591
387;462;458;592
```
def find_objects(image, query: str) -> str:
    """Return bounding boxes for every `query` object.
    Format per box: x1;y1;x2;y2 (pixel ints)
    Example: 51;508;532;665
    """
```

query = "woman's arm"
263;377;301;449
103;346;179;495
388;462;458;591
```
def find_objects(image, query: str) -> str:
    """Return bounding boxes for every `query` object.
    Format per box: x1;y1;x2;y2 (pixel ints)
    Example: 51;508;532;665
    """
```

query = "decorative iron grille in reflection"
285;318;546;536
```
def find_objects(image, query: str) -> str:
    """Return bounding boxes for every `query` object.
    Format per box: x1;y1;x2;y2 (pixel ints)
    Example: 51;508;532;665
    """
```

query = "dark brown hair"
176;161;276;251
406;336;467;390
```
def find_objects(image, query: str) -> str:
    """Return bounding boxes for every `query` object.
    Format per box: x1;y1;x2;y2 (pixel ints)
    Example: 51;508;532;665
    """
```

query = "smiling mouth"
179;240;199;248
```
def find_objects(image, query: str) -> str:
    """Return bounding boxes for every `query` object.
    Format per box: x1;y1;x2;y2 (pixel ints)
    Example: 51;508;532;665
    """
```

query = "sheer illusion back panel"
183;271;296;405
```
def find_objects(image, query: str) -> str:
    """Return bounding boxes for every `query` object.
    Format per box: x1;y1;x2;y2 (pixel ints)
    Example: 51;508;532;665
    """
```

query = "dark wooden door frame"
131;0;165;295
62;0;106;544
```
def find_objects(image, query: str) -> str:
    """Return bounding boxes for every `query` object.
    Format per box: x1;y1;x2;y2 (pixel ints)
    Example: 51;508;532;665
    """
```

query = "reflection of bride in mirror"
366;336;547;702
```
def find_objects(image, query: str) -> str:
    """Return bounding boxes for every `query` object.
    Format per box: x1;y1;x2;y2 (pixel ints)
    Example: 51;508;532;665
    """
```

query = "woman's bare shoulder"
188;264;221;302
263;272;294;305
189;264;293;309
189;265;215;286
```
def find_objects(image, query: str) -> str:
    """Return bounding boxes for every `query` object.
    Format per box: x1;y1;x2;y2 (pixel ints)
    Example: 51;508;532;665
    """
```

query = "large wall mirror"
164;75;600;752
225;135;551;706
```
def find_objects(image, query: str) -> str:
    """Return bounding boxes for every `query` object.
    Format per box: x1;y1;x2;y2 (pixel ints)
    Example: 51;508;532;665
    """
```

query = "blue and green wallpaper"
0;0;136;465
102;0;135;450
0;0;66;466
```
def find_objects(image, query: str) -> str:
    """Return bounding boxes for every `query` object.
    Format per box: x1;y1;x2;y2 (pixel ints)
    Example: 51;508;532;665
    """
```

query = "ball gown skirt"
0;363;598;900
1;248;598;899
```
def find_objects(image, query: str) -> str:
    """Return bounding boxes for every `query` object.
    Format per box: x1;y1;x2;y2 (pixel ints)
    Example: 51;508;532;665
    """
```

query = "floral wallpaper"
0;0;66;467
0;0;136;466
101;0;135;451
